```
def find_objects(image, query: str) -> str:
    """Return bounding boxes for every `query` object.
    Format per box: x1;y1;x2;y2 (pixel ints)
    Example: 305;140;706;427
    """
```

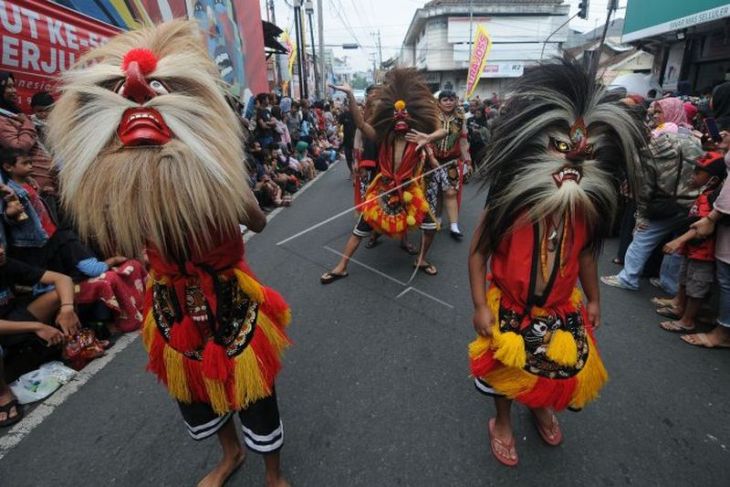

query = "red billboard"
0;0;120;110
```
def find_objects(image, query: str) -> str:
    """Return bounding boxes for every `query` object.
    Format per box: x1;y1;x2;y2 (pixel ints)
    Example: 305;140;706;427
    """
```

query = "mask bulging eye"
551;138;570;153
149;79;168;95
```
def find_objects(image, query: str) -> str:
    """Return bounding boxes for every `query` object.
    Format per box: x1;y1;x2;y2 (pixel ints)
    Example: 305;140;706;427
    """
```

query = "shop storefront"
622;0;730;93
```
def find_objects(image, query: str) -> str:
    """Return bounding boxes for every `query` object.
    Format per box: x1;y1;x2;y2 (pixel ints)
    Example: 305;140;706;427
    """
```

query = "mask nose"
566;139;588;163
121;61;156;104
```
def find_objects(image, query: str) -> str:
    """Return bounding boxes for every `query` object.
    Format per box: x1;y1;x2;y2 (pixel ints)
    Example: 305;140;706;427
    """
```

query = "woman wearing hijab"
0;72;55;196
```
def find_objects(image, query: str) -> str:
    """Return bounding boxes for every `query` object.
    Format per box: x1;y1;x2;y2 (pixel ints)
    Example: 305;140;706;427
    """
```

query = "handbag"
646;145;685;219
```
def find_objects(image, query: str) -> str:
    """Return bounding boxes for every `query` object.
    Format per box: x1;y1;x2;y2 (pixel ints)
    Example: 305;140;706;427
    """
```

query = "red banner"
0;0;120;111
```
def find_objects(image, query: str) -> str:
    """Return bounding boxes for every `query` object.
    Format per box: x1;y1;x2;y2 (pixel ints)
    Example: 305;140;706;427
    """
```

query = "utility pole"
269;0;281;91
293;1;305;99
377;30;383;67
305;1;319;99
318;0;326;100
591;0;618;79
296;0;308;99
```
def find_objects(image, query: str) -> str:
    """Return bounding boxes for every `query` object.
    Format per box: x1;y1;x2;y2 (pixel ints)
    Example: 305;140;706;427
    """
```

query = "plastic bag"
9;361;77;405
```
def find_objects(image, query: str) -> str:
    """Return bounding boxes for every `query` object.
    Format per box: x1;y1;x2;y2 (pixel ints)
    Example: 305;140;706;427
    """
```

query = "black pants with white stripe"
177;389;283;454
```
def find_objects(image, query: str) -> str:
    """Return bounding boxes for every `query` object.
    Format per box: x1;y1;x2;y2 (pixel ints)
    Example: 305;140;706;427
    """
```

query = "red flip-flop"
488;418;518;466
533;411;563;446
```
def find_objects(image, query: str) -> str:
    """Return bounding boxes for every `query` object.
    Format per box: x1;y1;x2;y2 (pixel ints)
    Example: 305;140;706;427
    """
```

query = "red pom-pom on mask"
122;48;158;75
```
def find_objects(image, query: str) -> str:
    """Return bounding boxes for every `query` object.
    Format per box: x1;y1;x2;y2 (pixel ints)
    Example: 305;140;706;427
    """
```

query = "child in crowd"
661;152;727;332
1;150;125;280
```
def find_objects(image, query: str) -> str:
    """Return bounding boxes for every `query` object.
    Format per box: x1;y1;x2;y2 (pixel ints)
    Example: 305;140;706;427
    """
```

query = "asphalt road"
1;161;729;486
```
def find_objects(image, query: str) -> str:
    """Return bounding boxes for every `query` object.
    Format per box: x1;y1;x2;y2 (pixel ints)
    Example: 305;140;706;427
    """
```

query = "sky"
260;0;629;72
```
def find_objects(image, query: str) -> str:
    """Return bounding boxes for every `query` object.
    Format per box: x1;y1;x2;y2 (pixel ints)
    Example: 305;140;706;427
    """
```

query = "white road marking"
324;247;453;309
0;331;139;460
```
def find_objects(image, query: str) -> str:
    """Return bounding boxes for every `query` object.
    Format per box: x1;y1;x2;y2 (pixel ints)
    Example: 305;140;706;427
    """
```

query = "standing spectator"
29;91;54;148
659;153;726;332
602;98;703;293
0;72;56;196
688;145;730;348
286;101;301;145
270;105;291;150
254;92;276;148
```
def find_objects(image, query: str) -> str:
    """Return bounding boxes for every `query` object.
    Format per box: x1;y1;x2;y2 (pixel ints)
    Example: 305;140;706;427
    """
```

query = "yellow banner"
281;30;297;78
465;24;492;99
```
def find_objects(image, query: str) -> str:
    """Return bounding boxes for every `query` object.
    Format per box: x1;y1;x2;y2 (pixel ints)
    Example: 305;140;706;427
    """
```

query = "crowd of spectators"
0;71;149;428
238;92;345;211
600;82;730;350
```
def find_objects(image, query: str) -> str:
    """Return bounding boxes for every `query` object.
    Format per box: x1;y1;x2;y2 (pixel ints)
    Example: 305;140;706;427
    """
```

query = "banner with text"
0;0;120;111
464;24;492;99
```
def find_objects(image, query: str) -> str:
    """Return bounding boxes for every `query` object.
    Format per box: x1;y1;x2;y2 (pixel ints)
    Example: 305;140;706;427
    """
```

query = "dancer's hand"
329;83;353;95
586;300;600;329
473;304;494;337
405;129;431;151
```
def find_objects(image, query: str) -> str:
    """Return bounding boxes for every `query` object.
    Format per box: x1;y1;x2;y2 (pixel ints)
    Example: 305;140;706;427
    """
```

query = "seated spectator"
1;151;125;281
0;72;56;197
0;345;22;427
0;240;79;353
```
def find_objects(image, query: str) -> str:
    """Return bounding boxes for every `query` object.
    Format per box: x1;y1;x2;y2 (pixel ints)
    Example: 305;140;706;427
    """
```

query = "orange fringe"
468;285;608;410
145;266;291;415
359;174;430;237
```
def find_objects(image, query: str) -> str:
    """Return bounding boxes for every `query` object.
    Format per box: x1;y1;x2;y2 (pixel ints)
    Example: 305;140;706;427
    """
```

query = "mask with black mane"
368;68;439;143
476;57;646;254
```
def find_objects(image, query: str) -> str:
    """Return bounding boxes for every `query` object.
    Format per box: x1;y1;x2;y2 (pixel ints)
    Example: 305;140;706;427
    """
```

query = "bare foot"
530;407;562;446
681;326;730;349
197;447;246;487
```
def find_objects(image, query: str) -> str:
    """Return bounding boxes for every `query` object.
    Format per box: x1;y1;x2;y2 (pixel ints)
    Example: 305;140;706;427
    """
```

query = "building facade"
622;0;730;94
399;0;570;98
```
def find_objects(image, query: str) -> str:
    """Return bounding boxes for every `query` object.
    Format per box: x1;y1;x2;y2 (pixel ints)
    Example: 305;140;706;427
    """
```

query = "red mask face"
393;108;410;134
116;49;172;146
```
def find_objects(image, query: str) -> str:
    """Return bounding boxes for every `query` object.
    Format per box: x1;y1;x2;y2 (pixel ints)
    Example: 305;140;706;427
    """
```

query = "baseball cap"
695;152;727;178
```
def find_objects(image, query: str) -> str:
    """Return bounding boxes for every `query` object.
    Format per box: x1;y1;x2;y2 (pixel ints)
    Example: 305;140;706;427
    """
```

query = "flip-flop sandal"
365;238;381;249
0;399;23;428
651;297;675;307
532;411;563;446
680;333;730;349
400;242;419;255
656;306;681;319
414;262;438;275
659;320;696;332
488;418;518;467
320;271;348;285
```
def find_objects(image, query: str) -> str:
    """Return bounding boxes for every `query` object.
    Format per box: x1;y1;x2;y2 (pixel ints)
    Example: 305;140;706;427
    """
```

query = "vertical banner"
0;0;120;110
282;29;296;79
464;24;492;100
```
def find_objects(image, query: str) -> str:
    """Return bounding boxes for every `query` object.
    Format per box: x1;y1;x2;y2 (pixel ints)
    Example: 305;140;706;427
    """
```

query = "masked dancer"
467;58;646;466
48;21;291;487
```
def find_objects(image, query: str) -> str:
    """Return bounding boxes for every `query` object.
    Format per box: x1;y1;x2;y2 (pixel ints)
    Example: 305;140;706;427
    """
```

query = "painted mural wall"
0;0;266;108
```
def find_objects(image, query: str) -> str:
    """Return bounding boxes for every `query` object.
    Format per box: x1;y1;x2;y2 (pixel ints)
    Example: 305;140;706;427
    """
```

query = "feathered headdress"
369;68;439;143
476;56;647;255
